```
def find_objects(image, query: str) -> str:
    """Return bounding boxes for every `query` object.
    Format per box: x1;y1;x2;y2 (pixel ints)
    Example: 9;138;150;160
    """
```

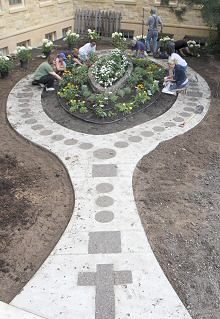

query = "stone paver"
5;59;211;319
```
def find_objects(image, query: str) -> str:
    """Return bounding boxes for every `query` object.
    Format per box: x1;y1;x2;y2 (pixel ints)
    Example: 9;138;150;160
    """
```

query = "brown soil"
0;57;74;302
133;55;220;319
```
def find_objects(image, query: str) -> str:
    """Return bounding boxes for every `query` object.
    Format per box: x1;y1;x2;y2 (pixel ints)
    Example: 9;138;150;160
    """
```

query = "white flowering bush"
63;30;80;48
87;29;100;41
42;39;54;55
0;55;13;73
159;36;174;50
112;32;127;51
91;49;129;88
187;40;200;56
15;46;32;62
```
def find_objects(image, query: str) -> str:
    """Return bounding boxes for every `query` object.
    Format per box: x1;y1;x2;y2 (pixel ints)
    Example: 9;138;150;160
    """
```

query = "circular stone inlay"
164;122;176;127
96;183;114;193
179;112;191;117
188;98;198;102
95;211;114;223
64;138;78;145
25;119;37;124
93;148;116;160
95;196;114;207
18;103;29;107
173;117;184;122
51;135;65;141
141;131;154;137
184;107;195;112
31;124;44;130
79;143;93;150
19;108;31;113
128;136;142;142
153;126;165;132
40;129;53;136
21;113;32;118
114;141;129;148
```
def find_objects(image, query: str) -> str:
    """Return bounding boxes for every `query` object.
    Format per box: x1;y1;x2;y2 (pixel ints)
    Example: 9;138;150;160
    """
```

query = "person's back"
147;13;162;31
34;61;53;80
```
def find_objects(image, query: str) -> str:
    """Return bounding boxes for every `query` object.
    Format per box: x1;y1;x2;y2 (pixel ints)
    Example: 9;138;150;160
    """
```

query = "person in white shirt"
164;46;188;92
79;41;96;61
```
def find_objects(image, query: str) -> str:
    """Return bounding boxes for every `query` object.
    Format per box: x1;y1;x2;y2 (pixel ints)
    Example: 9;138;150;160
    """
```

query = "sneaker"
39;83;45;88
46;87;55;92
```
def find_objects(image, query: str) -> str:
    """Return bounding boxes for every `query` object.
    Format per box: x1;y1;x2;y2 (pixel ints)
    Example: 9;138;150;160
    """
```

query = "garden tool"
179;105;204;127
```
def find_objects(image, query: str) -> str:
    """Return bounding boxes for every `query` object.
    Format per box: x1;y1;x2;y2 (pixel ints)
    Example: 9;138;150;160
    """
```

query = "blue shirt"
133;41;145;51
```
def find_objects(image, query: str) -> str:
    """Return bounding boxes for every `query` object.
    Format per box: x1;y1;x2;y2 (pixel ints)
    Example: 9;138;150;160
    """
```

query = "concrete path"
4;59;210;319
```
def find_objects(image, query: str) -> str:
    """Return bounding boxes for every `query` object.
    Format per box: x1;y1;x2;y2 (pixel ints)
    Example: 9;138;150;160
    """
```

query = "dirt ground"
0;57;74;302
0;45;219;319
133;55;220;319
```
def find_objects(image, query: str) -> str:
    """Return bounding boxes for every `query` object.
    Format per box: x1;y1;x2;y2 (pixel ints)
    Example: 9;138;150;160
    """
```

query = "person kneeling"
131;39;148;58
32;55;62;91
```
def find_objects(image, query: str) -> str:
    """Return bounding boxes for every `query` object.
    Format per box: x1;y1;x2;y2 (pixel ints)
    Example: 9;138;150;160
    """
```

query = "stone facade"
0;0;210;54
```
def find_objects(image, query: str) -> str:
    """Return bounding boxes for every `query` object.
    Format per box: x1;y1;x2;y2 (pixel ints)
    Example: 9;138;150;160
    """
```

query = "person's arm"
49;71;62;81
158;16;163;33
73;57;83;66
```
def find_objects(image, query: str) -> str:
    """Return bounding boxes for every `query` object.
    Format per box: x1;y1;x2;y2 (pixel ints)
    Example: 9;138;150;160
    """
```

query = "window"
121;30;134;39
45;32;56;41
62;27;72;37
17;40;31;47
9;0;22;4
154;0;177;6
0;47;9;56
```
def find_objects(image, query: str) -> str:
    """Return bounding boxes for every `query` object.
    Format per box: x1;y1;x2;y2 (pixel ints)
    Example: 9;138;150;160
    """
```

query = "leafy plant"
0;56;13;73
87;29;100;41
15;46;32;62
63;30;79;49
112;32;128;51
115;102;135;114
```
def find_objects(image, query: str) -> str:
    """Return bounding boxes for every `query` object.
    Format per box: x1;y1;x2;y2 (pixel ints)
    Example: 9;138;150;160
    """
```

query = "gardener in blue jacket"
146;8;163;57
131;39;148;58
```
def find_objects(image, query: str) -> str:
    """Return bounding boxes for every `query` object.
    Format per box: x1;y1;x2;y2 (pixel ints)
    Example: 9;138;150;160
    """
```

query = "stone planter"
20;60;28;69
0;70;9;78
88;58;133;94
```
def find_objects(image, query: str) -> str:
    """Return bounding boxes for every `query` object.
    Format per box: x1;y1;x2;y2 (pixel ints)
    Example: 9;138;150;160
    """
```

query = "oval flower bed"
57;49;166;123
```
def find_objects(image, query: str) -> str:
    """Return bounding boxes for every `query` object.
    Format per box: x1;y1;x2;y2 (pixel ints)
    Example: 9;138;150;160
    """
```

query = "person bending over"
175;36;192;56
165;46;188;92
131;39;148;58
32;55;61;91
54;53;66;75
79;41;96;62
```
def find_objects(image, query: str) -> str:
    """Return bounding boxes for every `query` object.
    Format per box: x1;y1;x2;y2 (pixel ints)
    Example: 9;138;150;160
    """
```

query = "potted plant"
42;39;54;58
63;30;79;49
15;46;32;68
112;32;127;51
0;55;13;78
87;29;100;41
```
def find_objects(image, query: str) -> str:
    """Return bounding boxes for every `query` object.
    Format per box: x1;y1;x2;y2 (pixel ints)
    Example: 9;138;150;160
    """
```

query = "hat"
58;52;67;60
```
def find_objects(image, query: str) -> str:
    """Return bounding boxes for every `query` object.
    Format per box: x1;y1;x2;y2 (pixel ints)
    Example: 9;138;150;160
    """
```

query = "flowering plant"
112;32;127;51
159;36;174;50
42;39;54;55
87;29;100;41
0;55;13;73
63;30;80;49
187;40;200;56
15;46;32;62
91;49;129;88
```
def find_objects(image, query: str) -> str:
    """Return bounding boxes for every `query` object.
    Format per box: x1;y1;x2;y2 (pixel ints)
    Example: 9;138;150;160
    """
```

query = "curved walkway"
3;60;210;319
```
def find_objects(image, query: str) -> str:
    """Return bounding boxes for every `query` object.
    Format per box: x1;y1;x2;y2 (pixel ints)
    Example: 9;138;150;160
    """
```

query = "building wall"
0;0;210;54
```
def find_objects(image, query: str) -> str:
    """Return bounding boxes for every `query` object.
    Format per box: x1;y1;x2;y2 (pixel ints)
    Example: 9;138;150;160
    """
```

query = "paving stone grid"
2;56;210;319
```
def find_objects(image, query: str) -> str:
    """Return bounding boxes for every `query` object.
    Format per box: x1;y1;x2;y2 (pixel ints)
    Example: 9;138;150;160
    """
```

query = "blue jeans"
146;30;158;54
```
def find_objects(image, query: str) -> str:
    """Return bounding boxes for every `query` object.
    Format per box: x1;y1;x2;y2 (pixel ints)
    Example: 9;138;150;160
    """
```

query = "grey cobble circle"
25;119;37;124
141;131;154;137
128;136;142;142
31;124;44;130
18;99;29;103
184;107;195;112
114;141;129;148
95;211;114;223
164;122;176;127
51;135;65;141
153;126;165;132
64;138;78;145
79;143;93;150
93;148;116;159
173;117;184;122
19;108;31;113
96;183;114;193
96;196;114;207
18;103;29;107
40;129;53;136
188;98;198;102
179;112;191;117
21;113;32;118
